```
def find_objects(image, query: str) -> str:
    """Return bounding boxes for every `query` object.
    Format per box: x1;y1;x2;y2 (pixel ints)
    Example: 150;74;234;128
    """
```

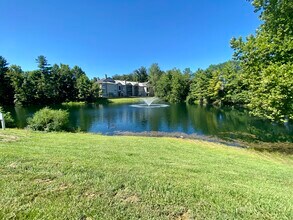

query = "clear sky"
0;0;260;78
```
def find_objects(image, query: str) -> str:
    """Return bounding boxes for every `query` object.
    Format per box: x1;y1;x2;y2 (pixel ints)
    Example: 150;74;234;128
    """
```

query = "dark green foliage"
27;107;69;132
112;73;136;81
155;68;191;103
6;65;25;104
0;55;100;106
89;78;101;101
0;56;14;105
0;106;15;128
133;66;148;82
112;66;149;82
36;55;51;74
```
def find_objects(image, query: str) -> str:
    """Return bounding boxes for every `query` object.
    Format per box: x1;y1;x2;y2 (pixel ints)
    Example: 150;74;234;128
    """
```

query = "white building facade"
98;78;153;98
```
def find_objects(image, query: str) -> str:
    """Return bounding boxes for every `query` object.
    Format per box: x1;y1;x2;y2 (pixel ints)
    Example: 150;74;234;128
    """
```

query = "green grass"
61;98;144;106
0;129;292;219
108;97;142;104
61;101;86;106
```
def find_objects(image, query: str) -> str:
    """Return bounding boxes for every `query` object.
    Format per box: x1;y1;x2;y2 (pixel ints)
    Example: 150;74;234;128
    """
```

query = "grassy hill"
0;129;292;219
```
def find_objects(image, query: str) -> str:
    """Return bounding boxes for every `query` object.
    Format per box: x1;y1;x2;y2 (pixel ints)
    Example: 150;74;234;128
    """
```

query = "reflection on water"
5;103;293;142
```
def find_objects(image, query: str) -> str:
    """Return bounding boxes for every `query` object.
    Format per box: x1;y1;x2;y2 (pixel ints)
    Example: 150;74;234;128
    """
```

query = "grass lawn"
60;98;142;106
0;129;292;219
61;101;86;106
108;97;142;104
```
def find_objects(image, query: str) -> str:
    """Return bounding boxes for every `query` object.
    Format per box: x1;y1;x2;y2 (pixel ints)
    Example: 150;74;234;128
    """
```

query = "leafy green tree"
220;61;247;105
189;69;212;104
76;74;91;101
59;64;77;102
231;0;293;121
6;65;24;104
155;71;171;100
208;70;223;104
89;79;100;101
169;69;184;103
248;63;293;121
156;68;190;103
189;61;246;106
49;64;62;102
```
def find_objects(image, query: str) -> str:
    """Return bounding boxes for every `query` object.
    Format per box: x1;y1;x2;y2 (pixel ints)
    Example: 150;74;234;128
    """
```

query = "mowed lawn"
0;130;292;219
108;97;142;104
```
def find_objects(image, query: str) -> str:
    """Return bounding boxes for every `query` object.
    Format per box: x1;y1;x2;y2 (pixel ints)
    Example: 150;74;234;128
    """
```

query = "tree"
36;55;51;74
6;65;24;104
89;79;100;101
189;69;212;104
231;0;293;121
0;56;13;105
155;68;190;103
0;56;100;105
59;64;77;102
148;63;163;93
169;69;184;103
134;66;148;82
155;72;171;100
76;74;91;101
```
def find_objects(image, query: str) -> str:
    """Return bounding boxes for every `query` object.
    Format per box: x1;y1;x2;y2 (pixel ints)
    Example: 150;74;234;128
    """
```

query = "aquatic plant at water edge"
27;107;69;131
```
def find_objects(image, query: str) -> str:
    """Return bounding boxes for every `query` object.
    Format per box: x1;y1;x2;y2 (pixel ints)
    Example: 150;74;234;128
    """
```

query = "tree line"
0;55;100;106
1;0;292;122
112;66;148;82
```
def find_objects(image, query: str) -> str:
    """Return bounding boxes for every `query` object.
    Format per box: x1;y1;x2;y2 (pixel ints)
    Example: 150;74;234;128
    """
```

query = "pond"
5;103;293;143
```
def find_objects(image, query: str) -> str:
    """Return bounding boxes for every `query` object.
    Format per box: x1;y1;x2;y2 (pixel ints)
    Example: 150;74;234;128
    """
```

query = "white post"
0;112;5;130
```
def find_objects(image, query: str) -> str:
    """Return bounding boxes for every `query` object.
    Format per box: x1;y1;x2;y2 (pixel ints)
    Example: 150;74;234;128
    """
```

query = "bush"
27;107;69;132
0;106;15;128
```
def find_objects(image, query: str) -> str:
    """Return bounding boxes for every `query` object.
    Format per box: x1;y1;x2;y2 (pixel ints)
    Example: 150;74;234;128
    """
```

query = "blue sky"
0;0;260;78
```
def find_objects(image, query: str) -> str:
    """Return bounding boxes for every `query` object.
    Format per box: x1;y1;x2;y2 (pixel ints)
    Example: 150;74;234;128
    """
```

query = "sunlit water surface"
5;103;293;142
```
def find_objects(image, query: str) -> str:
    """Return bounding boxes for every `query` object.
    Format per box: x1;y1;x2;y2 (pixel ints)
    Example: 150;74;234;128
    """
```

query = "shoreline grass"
61;97;142;106
61;101;86;106
108;97;142;104
0;129;292;219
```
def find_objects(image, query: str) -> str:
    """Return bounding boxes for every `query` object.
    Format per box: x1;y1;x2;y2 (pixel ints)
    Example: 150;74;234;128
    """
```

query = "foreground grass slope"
0;130;292;219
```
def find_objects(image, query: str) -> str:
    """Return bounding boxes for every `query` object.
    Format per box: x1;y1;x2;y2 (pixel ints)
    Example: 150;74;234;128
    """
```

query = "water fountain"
131;97;169;108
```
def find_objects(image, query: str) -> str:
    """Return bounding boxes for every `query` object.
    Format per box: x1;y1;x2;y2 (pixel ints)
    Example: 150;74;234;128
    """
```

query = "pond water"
5;103;293;143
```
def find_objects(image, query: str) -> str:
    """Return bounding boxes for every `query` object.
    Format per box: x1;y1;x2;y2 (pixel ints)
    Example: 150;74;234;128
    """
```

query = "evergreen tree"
0;56;14;105
148;63;163;94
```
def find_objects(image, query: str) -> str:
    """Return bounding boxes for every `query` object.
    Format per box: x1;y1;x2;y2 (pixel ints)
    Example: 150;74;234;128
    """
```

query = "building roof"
97;78;149;86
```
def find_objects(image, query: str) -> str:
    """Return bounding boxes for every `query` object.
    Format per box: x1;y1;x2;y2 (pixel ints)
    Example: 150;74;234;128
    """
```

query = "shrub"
27;107;69;132
0;106;15;128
